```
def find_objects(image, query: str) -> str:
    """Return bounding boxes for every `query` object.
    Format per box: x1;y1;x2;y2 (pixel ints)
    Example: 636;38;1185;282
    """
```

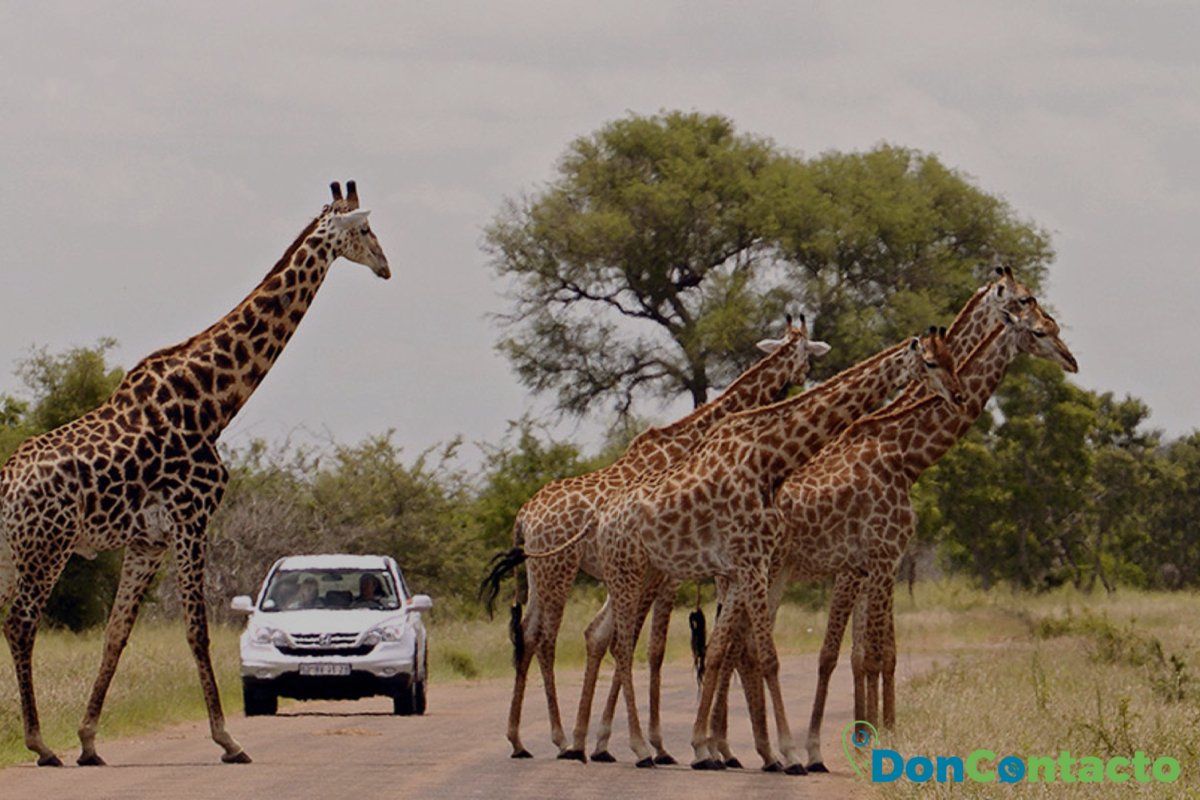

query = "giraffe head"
319;180;391;279
1004;300;1079;373
982;265;1035;321
756;313;832;385
907;326;967;408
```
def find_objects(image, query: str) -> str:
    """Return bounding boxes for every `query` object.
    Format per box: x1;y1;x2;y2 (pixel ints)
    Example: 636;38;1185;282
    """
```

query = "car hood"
252;608;413;633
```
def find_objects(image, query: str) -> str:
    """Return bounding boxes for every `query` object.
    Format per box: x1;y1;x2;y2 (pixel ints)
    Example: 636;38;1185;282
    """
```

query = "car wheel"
243;679;278;716
392;675;415;716
413;651;428;715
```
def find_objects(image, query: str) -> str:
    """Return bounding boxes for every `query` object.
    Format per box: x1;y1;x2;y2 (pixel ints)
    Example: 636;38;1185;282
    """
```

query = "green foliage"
487;112;1053;417
470;418;595;552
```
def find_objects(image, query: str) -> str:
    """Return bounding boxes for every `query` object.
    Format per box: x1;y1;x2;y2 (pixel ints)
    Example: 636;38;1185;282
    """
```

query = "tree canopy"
486;110;1054;418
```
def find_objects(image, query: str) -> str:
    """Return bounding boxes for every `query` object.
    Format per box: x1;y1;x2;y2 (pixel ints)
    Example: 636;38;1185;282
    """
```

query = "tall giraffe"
707;266;1036;766
773;295;1077;770
588;326;966;772
0;182;389;767
483;316;830;760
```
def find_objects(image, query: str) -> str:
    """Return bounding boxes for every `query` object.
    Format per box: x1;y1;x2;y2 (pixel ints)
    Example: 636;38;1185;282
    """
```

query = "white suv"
231;554;432;716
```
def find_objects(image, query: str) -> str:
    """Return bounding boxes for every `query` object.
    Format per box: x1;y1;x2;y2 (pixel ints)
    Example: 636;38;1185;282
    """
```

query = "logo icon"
842;720;880;777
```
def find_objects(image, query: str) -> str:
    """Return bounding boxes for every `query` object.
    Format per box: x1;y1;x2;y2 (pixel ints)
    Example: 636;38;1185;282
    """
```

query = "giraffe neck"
850;321;1016;483
108;214;337;440
710;338;916;476
610;332;809;475
893;284;995;408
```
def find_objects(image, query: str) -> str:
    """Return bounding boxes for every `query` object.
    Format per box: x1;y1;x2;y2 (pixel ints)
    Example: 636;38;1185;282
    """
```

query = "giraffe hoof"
724;757;744;769
222;750;253;764
36;754;64;767
785;762;809;776
511;749;534;759
807;761;828;773
557;749;587;763
77;753;107;767
635;757;655;769
653;753;677;766
691;758;722;771
590;750;616;763
762;761;783;773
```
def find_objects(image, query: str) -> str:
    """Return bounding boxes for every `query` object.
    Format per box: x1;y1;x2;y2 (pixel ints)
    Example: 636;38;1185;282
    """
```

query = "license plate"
299;663;350;677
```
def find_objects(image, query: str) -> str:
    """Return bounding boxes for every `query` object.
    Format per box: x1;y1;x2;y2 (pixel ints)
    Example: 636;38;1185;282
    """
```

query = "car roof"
273;554;392;572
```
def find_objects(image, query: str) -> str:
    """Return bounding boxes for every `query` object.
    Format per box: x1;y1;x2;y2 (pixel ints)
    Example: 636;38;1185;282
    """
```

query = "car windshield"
260;568;401;612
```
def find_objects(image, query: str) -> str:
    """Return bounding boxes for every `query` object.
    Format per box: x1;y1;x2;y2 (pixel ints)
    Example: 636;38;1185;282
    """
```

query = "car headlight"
363;623;406;645
250;626;290;647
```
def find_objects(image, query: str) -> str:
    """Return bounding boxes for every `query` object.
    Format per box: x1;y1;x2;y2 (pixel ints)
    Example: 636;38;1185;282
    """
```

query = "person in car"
286;577;320;609
354;574;384;608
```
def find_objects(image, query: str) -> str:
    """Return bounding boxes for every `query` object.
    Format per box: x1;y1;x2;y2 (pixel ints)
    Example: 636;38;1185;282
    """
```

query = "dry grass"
3;578;1198;797
863;583;1200;798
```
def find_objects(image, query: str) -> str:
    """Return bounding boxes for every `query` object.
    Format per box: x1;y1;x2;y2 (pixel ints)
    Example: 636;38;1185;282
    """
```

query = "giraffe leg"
645;578;678;764
805;571;862;772
608;585;654;767
172;524;249;764
858;577;890;730
505;599;537;758
2;544;72;766
77;541;168;765
690;589;738;769
564;597;613;761
591;660;621;762
733;628;776;770
881;588;898;729
744;574;803;774
530;583;573;753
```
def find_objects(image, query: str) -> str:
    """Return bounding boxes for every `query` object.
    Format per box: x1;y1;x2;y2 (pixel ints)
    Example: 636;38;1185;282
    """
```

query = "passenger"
354;574;384;608
286;577;320;609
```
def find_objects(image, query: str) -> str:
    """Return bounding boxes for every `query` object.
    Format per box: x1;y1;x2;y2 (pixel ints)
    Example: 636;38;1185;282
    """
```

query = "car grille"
277;632;375;657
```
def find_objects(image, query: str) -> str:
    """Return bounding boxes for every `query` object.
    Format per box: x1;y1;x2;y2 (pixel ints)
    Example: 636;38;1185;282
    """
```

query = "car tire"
392;675;415;716
243;679;278;716
413;651;428;715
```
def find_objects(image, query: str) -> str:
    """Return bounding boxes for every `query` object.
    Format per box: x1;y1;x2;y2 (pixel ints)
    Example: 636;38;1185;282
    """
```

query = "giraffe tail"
689;605;707;691
479;546;527;619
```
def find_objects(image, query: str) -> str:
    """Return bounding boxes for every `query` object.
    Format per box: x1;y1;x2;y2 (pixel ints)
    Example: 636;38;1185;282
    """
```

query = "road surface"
1;653;938;799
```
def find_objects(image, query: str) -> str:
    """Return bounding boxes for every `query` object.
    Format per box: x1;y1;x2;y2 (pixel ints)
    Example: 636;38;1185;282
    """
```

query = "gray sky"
2;2;1197;469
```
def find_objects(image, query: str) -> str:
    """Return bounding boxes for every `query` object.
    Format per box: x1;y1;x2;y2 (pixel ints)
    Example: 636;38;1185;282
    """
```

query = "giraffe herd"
0;180;1079;776
486;267;1078;774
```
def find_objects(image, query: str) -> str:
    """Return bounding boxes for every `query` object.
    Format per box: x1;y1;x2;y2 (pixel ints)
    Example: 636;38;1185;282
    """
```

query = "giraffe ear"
331;208;371;229
806;339;832;357
756;337;786;354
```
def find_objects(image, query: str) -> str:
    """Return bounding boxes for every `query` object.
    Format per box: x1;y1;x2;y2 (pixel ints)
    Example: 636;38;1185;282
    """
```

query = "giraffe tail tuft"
689;607;707;690
479;547;527;619
509;601;525;670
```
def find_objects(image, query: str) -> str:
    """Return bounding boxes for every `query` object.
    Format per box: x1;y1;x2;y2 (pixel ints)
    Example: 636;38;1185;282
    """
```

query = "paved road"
1;653;936;799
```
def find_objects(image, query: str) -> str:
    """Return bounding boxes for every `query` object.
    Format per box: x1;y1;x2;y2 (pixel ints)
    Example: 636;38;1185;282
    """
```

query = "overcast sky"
2;2;1197;470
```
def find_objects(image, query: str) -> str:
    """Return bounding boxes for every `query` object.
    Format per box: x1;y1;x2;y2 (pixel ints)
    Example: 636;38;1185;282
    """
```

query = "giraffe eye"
924;360;938;369
1019;297;1034;306
1033;331;1047;338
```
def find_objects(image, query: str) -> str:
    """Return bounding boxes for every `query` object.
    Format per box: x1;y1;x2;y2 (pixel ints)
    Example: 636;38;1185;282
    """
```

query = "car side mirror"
231;596;255;614
406;594;433;612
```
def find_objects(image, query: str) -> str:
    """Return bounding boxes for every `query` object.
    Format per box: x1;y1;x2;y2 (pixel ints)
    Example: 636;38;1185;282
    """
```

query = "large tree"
486;110;790;416
487;111;1056;418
